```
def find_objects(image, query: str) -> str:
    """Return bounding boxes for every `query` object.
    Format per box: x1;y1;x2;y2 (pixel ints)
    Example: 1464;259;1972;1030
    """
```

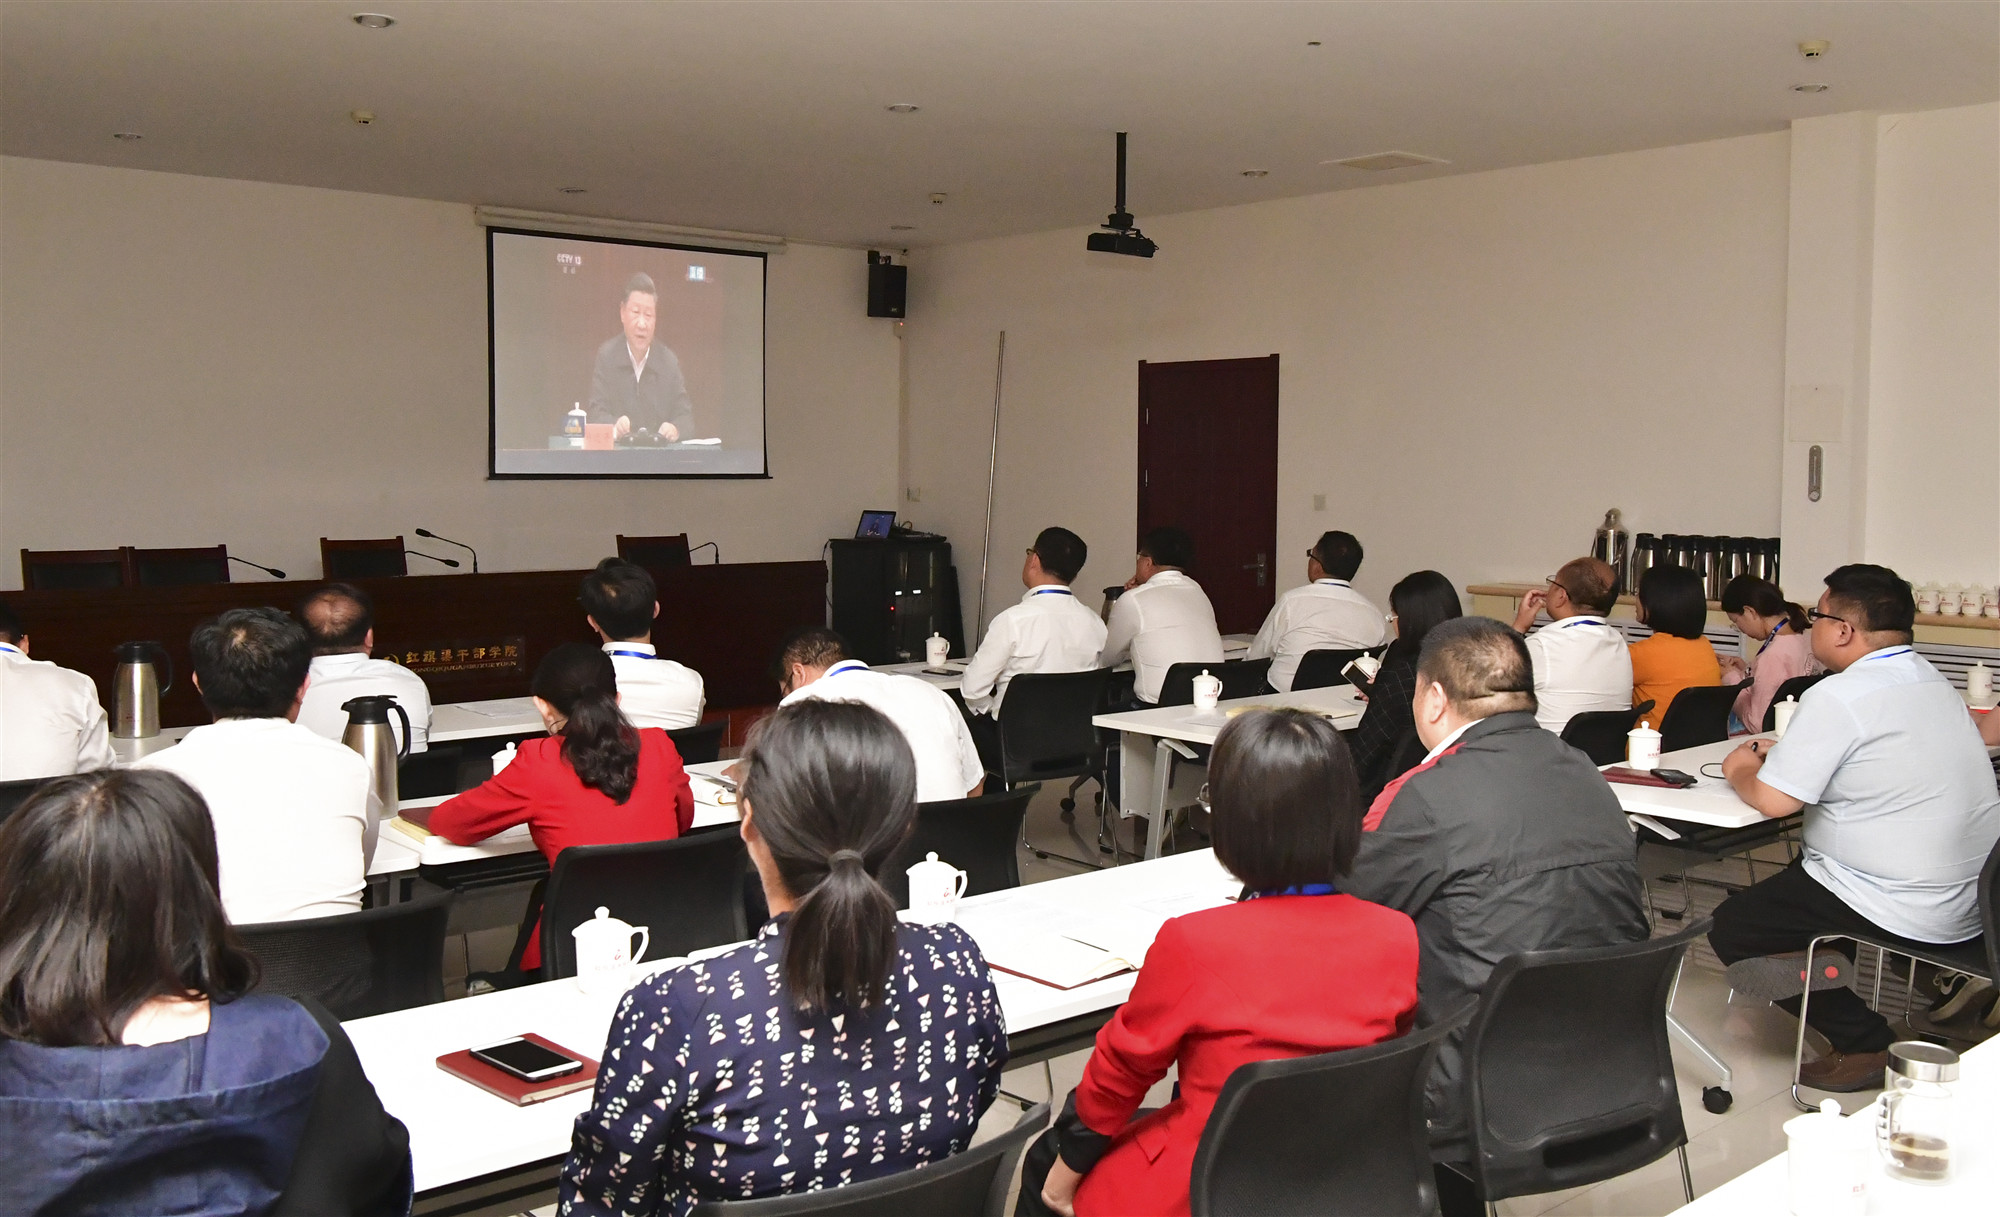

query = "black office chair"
396;744;466;799
130;544;231;586
1449;919;1710;1208
687;1102;1048;1217
618;533;692;569
1189;997;1476;1217
990;669;1116;867
0;777;56;824
1364;728;1431;805
1791;837;2000;1108
1761;672;1831;731
20;546;131;589
1290;648;1368;691
1658;683;1745;753
668;720;727;764
1558;700;1655;766
236;891;453;1020
539;832;751;980
1156;657;1273;707
882;785;1039;908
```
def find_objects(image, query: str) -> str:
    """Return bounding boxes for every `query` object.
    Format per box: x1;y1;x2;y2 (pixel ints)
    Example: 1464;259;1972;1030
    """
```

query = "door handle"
1242;552;1268;588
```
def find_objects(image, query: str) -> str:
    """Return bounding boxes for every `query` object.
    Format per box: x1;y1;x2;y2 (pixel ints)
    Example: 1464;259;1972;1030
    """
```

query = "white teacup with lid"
1192;669;1223;712
925;632;950;667
1626;720;1661;769
1785;1098;1868;1215
905;852;968;925
1773;696;1800;737
573;906;649;995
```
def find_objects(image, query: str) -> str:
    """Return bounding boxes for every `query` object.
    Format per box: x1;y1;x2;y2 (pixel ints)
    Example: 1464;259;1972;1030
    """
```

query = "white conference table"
343;847;1239;1198
875;633;1255;695
1669;1033;1997;1215
107;694;546;768
1095;684;1367;859
369;759;741;877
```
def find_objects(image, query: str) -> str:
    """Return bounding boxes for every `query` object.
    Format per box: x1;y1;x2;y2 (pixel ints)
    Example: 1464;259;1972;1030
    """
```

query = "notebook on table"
437;1033;600;1106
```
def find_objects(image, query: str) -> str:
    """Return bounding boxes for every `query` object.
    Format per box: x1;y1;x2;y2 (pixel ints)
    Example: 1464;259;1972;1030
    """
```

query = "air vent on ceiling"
1330;151;1449;172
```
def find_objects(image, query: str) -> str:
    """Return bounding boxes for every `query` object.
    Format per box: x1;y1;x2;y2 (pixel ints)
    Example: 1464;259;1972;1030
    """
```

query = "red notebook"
1601;767;1687;788
437;1033;600;1106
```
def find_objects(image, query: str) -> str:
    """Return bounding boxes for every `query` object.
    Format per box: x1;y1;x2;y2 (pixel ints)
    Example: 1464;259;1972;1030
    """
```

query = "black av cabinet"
828;538;967;665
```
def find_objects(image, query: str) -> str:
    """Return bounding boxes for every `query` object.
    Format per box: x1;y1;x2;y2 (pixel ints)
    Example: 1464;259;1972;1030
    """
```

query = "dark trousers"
1707;860;1901;1054
1012;1128;1062;1217
965;710;1003;780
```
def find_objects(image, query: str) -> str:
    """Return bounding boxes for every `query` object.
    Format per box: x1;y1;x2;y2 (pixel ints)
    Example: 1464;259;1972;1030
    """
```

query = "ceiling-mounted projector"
1089;131;1157;258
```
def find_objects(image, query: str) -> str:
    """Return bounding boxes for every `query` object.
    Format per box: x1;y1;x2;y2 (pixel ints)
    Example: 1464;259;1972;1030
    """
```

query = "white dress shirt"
0;642;116;780
1099;570;1226;704
960;586;1109;716
602;641;706;731
1247;579;1389;692
1523;615;1634;734
781;661;984;802
136;718;380;924
296;652;434;753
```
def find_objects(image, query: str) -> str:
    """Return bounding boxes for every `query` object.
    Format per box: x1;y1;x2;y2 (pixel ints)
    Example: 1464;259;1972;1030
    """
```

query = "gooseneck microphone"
689;541;720;564
405;550;460;569
415;529;479;574
228;556;288;579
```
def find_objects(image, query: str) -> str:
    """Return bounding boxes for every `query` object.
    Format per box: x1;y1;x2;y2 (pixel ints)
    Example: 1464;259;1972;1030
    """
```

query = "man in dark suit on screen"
587;272;695;441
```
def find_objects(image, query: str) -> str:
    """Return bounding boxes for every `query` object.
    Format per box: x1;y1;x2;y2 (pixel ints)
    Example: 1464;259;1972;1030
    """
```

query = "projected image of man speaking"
587;273;694;442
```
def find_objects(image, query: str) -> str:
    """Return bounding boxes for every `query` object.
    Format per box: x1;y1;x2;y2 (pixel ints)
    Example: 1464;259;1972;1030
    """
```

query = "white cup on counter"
1192;669;1223;712
1773;697;1799;737
1626;720;1661;769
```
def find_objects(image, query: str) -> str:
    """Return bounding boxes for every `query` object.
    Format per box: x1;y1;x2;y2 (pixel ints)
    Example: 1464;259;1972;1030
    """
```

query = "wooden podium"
5;562;824;728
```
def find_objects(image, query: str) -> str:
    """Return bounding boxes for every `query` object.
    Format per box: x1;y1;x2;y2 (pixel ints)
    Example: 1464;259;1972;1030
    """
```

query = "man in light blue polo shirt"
1710;564;2000;1092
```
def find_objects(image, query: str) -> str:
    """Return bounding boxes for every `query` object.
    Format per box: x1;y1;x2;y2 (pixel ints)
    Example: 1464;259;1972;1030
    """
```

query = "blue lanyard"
1755;619;1788;660
0;643;21;657
1862;646;1913;663
1245;883;1339;899
1563;616;1606;629
825;660;869;677
1315;579;1349;588
608;649;656;660
1031;587;1073;596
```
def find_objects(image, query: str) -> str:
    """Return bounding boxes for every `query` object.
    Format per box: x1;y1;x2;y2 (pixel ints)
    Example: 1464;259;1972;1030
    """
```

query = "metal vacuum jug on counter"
111;641;174;739
1590;509;1631;595
341;694;411;819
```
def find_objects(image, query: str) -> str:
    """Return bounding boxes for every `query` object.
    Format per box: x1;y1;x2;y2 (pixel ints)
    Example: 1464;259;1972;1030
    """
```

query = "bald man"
293;582;433;752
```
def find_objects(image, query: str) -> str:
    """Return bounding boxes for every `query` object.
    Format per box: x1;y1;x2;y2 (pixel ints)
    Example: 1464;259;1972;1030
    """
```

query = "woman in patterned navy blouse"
559;699;1008;1217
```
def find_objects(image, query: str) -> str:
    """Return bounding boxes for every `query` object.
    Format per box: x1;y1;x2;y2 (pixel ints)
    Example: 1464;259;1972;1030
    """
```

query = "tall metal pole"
975;331;1007;644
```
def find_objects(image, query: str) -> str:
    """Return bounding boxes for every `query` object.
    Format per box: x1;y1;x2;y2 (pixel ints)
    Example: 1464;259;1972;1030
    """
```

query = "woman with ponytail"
560;699;1006;1217
430;643;693;976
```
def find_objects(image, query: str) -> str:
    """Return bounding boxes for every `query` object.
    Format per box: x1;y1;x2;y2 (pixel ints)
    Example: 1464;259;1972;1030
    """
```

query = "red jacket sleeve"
644;731;697;836
428;745;544;844
1072;919;1204;1138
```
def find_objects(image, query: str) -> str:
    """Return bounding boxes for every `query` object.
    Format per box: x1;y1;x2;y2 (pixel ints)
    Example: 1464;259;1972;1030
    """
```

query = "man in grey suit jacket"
1344;616;1647;1211
587;272;694;441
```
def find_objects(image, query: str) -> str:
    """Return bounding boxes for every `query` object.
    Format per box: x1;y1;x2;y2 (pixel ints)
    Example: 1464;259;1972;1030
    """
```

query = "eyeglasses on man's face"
1806;608;1847;627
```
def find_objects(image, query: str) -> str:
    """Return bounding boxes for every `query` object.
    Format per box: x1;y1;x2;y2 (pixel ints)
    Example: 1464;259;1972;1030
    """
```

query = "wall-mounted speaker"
867;252;907;318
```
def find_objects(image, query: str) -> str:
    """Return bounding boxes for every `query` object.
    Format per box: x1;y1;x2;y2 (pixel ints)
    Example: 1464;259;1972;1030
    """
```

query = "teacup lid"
1630;721;1658;735
1888;1041;1959;1082
908;850;955;876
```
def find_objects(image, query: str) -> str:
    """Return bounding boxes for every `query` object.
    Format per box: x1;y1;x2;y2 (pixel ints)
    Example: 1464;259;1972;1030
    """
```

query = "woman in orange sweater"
430;643;693;978
1629;565;1721;722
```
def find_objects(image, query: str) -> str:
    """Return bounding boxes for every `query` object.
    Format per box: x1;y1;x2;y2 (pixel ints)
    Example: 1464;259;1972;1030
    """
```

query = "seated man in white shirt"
1511;556;1632;734
1712;564;2000;1092
1247;530;1388;692
777;627;984;802
0;601;116;780
136;608;379;924
581;558;706;730
960;527;1108;770
293;583;433;753
1099;526;1225;705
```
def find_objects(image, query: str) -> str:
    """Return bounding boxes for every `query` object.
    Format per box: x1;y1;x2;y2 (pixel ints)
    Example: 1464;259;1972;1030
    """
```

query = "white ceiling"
4;1;1995;248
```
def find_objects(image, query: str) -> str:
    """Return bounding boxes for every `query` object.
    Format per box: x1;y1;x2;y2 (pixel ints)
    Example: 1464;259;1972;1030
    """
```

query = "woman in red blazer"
1026;709;1420;1217
430;643;694;974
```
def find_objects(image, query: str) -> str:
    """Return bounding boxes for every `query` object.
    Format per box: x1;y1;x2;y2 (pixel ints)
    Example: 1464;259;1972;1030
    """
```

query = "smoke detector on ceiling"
1799;40;1831;59
1326;151;1449;172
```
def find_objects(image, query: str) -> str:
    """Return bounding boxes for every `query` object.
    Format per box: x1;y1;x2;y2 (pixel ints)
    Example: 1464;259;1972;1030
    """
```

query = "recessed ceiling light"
1326;150;1450;172
1240;169;1269;178
111;131;143;142
889;224;916;231
885;103;920;114
1792;82;1831;93
557;186;588;195
1307;40;1322;47
352;13;395;29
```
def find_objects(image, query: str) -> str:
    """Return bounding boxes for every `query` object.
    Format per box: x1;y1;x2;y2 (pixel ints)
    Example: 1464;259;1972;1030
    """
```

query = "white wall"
903;132;1793;626
1865;102;2000;585
0;157;900;589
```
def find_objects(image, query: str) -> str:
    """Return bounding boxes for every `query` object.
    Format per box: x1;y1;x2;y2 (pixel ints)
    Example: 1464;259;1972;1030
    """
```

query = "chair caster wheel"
1059;798;1076;813
1701;1086;1732;1114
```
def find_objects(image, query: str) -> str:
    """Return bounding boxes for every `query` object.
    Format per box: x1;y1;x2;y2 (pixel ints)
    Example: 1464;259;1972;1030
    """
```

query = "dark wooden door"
1137;355;1279;634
